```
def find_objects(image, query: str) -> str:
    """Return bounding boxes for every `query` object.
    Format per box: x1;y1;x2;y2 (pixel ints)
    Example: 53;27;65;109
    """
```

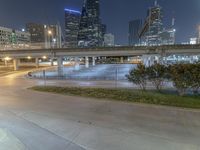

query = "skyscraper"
78;0;103;47
159;18;176;45
64;9;81;48
0;26;30;49
44;24;62;49
77;1;88;47
26;23;62;48
139;1;163;46
104;33;115;46
129;19;142;46
159;28;176;45
197;25;200;44
26;23;45;44
147;3;163;45
101;24;107;40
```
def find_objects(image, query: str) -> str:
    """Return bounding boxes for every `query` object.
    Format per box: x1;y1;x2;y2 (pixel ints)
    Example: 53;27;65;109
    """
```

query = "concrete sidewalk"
0;128;25;150
0;71;199;150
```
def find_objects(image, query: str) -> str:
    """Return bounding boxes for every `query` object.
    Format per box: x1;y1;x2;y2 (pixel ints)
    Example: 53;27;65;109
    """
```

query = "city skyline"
0;0;200;45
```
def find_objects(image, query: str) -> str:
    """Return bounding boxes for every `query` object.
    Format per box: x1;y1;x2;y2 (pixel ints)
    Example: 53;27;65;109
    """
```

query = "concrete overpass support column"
57;57;63;76
74;57;80;70
154;55;160;64
142;55;159;67
92;57;96;66
4;60;8;67
148;55;158;66
13;59;19;71
142;55;150;67
35;58;39;68
85;56;89;68
50;58;54;66
120;57;124;64
190;56;194;64
159;56;165;65
17;59;21;66
152;55;163;65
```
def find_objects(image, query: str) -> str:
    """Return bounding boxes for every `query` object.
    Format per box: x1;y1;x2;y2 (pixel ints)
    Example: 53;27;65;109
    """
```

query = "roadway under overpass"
0;44;200;72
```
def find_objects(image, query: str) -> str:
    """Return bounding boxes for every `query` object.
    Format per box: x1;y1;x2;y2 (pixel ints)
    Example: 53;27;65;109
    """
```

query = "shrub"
127;62;200;96
169;64;192;96
190;63;200;94
126;64;148;91
146;63;167;91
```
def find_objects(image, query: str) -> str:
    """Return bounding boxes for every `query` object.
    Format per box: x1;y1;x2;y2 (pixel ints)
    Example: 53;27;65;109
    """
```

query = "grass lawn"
30;86;200;109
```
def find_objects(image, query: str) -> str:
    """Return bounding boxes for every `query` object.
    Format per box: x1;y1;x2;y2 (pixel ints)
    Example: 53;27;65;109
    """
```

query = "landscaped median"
30;86;200;109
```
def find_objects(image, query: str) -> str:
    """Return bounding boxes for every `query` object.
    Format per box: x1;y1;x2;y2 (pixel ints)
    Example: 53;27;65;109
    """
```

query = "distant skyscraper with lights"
78;0;103;47
145;1;163;45
64;9;81;48
104;33;115;46
196;25;200;44
101;24;107;39
77;2;88;47
0;26;30;49
26;23;45;44
26;23;62;48
159;28;176;45
139;1;175;46
139;1;163;45
129;19;143;46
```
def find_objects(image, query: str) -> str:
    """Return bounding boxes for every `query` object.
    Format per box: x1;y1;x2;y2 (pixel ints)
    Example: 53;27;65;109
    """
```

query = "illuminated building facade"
26;23;61;48
104;33;115;46
26;23;45;44
78;0;104;47
139;1;175;46
129;19;143;46
65;9;81;48
0;26;30;49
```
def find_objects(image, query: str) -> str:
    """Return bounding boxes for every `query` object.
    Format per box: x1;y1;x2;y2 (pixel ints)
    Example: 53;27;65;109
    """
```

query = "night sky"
0;0;200;45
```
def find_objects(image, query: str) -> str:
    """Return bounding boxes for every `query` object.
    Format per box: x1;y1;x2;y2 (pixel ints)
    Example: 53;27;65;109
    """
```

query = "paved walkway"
0;71;199;150
0;128;25;150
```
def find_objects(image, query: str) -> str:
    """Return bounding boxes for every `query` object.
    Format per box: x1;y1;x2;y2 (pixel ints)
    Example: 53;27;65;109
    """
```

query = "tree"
126;64;148;91
190;63;200;94
169;64;191;96
147;63;167;91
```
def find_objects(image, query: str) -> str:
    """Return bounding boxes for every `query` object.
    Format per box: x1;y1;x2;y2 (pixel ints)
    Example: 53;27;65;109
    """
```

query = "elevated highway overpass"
0;44;199;71
0;44;200;58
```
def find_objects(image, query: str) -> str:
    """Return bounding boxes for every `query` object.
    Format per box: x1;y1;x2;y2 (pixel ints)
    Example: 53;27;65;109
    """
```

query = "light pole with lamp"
48;30;53;49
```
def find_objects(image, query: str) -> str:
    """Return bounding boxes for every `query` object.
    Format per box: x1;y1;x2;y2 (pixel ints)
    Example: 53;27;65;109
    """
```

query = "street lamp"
4;57;12;61
42;56;47;60
4;57;11;67
47;29;53;48
48;30;52;35
27;56;32;60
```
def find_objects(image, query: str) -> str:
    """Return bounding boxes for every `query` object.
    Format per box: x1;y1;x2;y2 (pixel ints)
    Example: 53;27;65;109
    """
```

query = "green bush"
190;63;200;94
146;63;167;91
127;63;200;96
169;63;200;96
126;64;148;91
169;64;191;96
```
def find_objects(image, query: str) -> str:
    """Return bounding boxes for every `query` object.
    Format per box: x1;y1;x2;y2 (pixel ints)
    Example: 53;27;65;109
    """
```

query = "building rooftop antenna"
154;0;158;6
172;18;175;27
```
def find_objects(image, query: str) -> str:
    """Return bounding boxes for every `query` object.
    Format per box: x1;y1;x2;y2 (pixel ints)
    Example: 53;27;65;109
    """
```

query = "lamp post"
115;67;118;88
4;57;11;67
48;30;53;49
